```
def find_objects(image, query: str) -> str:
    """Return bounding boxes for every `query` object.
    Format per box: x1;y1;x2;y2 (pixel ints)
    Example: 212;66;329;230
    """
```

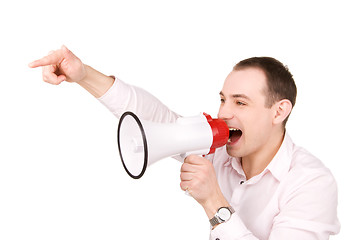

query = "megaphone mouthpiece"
203;113;230;154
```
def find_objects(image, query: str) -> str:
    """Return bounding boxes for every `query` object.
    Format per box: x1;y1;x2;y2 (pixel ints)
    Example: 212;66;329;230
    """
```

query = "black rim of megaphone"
117;111;148;179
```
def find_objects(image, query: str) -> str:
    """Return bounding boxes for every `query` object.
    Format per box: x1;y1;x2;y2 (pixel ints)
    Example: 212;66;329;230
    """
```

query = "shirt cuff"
97;75;117;102
97;76;131;119
210;212;256;240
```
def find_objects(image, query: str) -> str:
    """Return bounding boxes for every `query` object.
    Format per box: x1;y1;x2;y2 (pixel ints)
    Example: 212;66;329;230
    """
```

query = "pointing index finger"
28;50;64;68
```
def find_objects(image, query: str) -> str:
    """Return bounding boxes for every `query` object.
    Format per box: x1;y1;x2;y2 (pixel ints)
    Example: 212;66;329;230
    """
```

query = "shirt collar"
266;132;293;182
226;132;294;183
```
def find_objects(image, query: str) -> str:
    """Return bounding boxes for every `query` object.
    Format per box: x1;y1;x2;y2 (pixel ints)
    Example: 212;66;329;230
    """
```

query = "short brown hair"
233;57;297;125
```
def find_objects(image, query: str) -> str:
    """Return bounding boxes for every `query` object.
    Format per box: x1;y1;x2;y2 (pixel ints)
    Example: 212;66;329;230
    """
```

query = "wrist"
202;194;229;220
77;65;115;98
209;206;235;229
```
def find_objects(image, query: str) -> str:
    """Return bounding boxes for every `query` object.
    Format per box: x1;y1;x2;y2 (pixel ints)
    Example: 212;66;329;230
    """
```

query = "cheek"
243;108;273;135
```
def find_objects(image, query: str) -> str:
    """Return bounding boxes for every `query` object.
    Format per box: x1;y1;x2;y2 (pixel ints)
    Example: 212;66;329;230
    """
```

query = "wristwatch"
209;206;235;228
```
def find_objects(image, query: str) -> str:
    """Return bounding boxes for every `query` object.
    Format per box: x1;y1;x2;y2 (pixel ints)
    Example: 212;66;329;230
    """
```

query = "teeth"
228;127;242;144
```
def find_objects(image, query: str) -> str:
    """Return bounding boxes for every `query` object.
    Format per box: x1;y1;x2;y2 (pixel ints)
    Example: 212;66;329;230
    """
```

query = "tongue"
230;131;242;143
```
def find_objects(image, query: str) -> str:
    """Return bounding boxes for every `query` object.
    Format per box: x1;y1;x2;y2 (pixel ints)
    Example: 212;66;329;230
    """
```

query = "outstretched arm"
29;46;179;123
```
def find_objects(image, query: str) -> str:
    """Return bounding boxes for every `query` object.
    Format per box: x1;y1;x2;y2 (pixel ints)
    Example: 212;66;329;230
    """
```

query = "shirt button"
215;238;220;240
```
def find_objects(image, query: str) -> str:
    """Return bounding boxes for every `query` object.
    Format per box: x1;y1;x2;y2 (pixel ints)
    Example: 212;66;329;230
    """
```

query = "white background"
0;0;359;239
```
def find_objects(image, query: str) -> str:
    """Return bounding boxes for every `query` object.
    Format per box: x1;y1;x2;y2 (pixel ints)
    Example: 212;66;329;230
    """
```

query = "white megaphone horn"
117;111;229;179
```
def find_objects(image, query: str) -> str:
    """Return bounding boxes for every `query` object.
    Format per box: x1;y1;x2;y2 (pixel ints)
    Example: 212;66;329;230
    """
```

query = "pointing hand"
29;45;86;85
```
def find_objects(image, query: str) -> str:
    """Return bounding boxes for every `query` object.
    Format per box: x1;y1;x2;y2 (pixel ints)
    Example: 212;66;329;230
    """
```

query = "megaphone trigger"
179;149;212;159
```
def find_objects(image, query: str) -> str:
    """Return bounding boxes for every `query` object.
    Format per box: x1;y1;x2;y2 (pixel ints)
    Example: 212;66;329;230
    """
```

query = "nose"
217;103;233;120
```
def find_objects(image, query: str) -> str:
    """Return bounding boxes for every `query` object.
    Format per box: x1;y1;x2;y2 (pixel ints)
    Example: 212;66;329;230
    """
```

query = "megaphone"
117;111;229;179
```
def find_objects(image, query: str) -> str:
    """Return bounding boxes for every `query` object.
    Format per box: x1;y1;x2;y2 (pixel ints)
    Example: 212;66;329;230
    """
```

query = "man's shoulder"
290;144;331;176
279;137;340;235
284;142;337;194
283;133;331;175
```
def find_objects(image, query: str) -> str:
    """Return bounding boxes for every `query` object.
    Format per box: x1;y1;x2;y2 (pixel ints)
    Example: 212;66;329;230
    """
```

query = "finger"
184;155;206;165
180;181;191;191
42;65;56;81
180;172;193;181
180;162;196;173
43;63;66;84
42;65;65;85
29;50;64;68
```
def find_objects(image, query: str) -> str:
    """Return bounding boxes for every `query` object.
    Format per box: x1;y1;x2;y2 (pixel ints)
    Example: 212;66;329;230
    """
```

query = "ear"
272;99;292;125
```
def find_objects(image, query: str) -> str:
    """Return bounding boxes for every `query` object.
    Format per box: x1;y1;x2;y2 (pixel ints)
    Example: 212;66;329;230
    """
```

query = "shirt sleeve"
210;169;340;240
210;213;259;240
97;77;180;123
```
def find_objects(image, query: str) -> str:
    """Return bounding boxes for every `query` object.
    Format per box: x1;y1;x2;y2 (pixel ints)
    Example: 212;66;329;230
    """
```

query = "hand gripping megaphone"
117;111;229;179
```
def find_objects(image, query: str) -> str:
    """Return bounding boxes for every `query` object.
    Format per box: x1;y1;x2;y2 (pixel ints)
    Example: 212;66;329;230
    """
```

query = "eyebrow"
219;91;252;101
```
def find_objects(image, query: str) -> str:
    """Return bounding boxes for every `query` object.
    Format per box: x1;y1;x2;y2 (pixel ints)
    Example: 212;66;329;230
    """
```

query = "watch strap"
209;215;220;227
209;206;235;227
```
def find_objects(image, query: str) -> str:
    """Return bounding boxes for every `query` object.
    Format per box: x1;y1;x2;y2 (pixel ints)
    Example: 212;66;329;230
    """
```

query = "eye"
220;98;225;104
236;101;245;106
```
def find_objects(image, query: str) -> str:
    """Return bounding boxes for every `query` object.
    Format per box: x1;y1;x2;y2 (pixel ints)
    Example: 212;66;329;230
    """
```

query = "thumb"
61;45;77;62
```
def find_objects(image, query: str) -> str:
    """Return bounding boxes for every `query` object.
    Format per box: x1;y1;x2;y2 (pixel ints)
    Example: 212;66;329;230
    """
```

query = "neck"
242;130;285;180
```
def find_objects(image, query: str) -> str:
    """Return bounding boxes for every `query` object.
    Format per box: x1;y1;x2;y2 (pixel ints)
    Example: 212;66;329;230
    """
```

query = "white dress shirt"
98;78;340;240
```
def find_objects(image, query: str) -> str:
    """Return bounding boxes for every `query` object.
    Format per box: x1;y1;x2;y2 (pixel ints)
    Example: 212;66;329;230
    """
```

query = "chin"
225;145;243;158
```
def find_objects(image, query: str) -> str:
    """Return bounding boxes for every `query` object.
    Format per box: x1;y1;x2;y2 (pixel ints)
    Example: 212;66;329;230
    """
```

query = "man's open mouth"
228;127;242;144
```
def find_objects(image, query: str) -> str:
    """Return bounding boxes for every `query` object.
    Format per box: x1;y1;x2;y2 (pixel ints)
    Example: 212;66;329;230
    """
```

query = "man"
29;46;340;239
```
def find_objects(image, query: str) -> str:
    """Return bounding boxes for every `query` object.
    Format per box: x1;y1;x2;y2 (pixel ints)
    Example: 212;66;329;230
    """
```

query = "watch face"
218;207;231;221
